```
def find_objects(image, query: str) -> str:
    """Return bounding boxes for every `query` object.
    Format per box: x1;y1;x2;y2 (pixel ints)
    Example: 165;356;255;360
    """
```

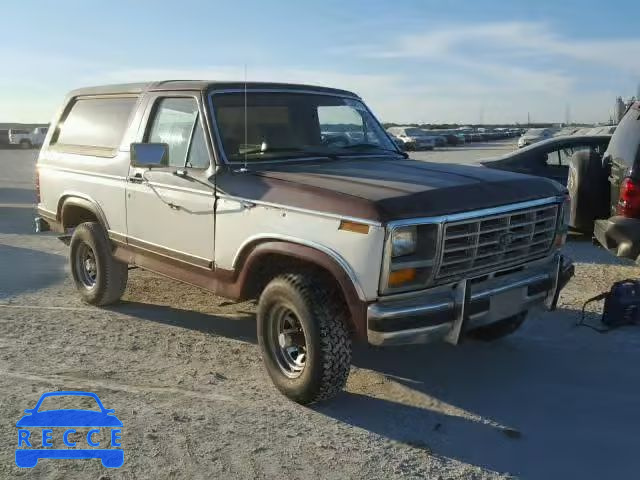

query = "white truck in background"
8;126;48;148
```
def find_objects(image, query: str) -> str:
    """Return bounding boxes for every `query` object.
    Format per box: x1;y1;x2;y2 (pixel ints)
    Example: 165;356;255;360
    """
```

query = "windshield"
210;92;397;162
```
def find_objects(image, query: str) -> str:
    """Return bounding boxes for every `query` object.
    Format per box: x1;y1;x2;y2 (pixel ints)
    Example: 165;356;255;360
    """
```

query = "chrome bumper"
367;253;573;346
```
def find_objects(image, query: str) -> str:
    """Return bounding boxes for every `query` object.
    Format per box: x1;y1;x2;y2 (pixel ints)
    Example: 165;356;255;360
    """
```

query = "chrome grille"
435;203;558;281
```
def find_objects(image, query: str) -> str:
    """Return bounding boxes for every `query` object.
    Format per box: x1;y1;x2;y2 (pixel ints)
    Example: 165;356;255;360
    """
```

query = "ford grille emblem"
499;232;515;249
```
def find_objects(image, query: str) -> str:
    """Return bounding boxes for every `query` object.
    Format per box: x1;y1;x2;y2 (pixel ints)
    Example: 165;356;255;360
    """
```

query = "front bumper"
367;253;573;346
593;216;640;261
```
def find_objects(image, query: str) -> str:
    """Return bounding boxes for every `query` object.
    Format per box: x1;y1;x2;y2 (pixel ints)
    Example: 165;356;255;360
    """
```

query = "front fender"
235;240;369;338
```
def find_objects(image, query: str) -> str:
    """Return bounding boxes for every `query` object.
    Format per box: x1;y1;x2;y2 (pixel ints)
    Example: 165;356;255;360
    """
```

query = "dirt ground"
1;148;640;479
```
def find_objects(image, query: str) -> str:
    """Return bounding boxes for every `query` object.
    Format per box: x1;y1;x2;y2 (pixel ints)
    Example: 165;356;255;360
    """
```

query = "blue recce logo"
15;391;123;468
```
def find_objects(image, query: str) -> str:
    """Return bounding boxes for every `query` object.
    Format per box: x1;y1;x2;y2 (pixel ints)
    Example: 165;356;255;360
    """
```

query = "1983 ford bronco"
35;81;573;403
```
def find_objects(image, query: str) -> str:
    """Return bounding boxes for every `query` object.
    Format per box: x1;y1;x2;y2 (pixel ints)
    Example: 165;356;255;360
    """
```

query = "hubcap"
268;305;307;378
75;243;97;289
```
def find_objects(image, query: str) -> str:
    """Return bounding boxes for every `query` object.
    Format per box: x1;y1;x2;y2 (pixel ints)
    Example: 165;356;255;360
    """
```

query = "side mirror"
131;143;169;168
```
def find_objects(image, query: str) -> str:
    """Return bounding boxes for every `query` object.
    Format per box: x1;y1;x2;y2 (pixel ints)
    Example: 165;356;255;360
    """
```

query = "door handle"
128;173;144;184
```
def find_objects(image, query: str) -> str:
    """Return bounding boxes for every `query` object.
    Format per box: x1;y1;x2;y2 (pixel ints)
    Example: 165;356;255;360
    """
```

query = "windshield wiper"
233;146;338;161
241;146;308;155
339;143;407;157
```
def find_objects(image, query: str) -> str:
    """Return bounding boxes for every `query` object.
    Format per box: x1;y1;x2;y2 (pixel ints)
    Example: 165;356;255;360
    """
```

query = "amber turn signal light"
388;268;417;286
339;220;369;234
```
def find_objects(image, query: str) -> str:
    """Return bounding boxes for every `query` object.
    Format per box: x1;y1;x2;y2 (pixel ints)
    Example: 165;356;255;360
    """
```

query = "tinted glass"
147;98;199;167
56;97;136;149
211;92;395;162
605;103;640;167
546;145;593;167
186;119;209;168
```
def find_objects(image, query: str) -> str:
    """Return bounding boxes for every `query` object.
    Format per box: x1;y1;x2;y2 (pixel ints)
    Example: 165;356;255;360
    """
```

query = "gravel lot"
1;145;640;479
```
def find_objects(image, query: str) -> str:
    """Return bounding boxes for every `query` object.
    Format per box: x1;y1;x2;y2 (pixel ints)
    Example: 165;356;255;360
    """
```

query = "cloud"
2;21;635;124
366;20;640;70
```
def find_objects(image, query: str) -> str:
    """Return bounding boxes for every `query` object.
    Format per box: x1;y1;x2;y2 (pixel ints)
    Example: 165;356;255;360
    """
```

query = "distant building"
615;97;627;123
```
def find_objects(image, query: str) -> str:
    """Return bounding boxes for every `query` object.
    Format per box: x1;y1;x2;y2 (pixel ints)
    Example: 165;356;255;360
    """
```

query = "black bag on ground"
577;279;640;332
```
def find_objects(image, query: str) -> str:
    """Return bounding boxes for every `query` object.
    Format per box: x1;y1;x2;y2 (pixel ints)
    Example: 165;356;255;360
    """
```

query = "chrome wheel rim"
268;305;307;378
75;243;97;289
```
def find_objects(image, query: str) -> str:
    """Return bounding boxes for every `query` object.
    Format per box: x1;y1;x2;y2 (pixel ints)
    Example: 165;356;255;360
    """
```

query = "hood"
216;157;564;223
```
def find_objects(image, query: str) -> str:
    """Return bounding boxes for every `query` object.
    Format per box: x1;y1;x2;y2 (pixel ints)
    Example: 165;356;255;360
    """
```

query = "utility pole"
565;104;571;126
527;112;530;127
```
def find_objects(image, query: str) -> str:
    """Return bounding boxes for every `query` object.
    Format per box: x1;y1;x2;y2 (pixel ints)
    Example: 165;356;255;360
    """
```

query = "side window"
55;97;137;149
146;97;208;168
545;150;561;166
546;146;580;167
186;119;209;168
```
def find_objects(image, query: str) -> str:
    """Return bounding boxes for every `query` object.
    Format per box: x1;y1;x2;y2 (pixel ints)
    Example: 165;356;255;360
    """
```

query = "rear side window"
55;97;137;149
605;103;640;167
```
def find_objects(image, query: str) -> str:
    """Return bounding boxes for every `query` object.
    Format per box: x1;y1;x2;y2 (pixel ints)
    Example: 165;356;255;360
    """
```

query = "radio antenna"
243;64;248;172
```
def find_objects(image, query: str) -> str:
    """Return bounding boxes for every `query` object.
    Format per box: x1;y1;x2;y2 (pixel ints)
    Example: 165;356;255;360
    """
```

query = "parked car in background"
569;102;640;260
518;128;553;148
572;127;594;136
386;126;435;150
387;131;417;151
481;135;611;185
421;130;447;147
586;125;616;136
8;126;48;149
554;127;580;137
441;131;465;146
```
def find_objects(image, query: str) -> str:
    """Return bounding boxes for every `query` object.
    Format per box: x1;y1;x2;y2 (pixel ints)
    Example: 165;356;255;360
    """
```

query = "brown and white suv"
35;80;573;403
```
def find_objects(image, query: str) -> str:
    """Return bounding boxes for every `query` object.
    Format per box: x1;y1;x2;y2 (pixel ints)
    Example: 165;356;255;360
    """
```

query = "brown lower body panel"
112;240;369;340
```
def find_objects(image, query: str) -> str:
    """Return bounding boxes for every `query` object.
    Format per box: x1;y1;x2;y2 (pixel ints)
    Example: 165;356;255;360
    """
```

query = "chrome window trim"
210;88;361;99
217;193;382;227
231;233;368;301
379;196;564;296
206;89;401;166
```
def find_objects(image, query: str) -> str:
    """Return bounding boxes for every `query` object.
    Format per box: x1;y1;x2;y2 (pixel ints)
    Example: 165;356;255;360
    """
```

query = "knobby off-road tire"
257;274;352;404
467;311;528;341
69;222;128;306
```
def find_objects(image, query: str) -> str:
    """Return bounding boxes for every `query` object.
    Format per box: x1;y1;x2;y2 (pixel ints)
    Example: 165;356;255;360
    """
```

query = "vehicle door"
604;103;640;216
125;93;215;269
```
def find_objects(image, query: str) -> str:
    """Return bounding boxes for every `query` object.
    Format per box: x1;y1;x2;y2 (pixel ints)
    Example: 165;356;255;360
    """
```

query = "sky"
1;0;639;125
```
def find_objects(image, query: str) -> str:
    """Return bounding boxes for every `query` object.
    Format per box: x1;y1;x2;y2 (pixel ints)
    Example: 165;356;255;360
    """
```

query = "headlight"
391;226;417;257
381;224;440;294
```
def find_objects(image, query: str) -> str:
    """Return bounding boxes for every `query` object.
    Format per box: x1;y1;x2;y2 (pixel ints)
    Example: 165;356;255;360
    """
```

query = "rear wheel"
69;222;128;305
257;274;352;404
467;311;527;341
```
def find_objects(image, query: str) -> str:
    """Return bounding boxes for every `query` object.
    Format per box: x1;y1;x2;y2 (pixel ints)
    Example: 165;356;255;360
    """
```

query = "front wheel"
257;274;352;404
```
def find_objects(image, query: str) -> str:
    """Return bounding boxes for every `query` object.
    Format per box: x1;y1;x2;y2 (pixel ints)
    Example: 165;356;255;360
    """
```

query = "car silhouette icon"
15;391;123;468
